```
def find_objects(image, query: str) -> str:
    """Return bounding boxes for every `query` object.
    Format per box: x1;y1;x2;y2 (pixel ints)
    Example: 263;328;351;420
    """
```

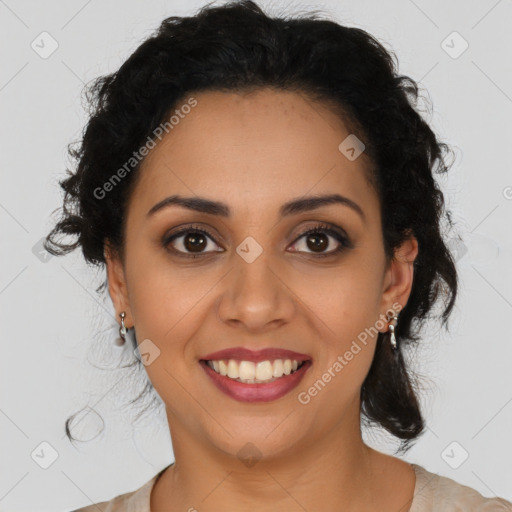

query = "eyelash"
162;222;352;259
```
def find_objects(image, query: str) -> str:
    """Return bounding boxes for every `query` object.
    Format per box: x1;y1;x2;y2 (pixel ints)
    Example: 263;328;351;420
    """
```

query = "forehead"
129;88;378;222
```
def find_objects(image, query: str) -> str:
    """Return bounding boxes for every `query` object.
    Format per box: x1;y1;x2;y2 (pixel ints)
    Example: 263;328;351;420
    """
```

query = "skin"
105;88;419;512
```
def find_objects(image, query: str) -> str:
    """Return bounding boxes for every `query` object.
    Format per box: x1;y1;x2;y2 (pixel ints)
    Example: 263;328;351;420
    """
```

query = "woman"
45;1;512;511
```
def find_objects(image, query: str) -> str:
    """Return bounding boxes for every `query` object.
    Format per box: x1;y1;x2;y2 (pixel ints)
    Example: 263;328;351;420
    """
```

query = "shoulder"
70;472;160;512
411;463;512;511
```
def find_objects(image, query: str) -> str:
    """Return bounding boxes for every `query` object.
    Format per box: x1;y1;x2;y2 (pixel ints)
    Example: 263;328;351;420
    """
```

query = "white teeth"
272;359;284;377
206;358;305;383
255;361;273;380
218;360;228;376
227;360;238;379
239;361;256;380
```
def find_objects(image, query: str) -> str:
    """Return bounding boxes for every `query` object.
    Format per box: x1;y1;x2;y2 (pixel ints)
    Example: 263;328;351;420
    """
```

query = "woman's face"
106;88;417;463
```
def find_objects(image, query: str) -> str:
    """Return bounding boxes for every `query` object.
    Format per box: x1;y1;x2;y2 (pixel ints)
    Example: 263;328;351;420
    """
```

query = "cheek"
125;255;211;410
290;264;381;389
292;261;383;336
125;248;222;360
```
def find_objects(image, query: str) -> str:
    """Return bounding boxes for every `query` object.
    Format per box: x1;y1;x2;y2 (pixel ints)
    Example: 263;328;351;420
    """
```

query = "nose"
215;255;296;333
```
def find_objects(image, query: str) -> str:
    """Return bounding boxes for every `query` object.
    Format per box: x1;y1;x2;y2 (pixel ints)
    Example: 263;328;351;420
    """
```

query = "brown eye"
163;226;223;257
181;232;208;252
289;223;352;258
304;232;329;252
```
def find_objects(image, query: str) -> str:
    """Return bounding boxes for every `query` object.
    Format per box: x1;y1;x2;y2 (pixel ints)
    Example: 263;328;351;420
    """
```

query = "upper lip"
201;347;312;363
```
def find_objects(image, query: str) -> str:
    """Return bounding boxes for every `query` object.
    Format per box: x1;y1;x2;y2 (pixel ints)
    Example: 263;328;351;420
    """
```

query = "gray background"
1;0;511;510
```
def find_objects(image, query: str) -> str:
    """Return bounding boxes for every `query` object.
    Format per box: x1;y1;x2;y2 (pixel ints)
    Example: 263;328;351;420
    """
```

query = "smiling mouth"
201;358;307;384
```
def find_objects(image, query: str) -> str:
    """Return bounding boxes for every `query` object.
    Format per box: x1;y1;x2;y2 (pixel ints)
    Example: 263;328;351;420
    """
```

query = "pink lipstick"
199;347;312;403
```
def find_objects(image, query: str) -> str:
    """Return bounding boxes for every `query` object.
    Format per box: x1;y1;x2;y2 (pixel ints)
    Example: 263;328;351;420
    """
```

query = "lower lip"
200;360;312;403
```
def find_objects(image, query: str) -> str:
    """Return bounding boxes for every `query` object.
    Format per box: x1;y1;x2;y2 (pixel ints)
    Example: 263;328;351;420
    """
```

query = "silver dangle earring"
388;313;398;351
115;311;127;346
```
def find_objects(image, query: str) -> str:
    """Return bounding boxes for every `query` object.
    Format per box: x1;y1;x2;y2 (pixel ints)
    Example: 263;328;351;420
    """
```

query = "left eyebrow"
279;193;365;223
146;193;366;223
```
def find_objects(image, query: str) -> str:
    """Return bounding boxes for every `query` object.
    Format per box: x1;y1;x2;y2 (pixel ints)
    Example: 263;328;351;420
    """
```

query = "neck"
151;410;388;512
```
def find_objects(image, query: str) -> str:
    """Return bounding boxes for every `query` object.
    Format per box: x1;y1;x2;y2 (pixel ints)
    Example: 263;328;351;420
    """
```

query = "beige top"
72;463;512;511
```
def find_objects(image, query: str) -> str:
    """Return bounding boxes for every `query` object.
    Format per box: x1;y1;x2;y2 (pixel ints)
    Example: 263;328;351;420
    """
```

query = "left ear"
378;231;419;330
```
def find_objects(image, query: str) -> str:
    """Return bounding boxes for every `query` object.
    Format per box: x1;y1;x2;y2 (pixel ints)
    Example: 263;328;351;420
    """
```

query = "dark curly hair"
45;0;459;453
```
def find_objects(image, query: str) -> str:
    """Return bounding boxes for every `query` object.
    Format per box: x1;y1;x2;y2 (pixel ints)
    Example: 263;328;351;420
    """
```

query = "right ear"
104;242;133;328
